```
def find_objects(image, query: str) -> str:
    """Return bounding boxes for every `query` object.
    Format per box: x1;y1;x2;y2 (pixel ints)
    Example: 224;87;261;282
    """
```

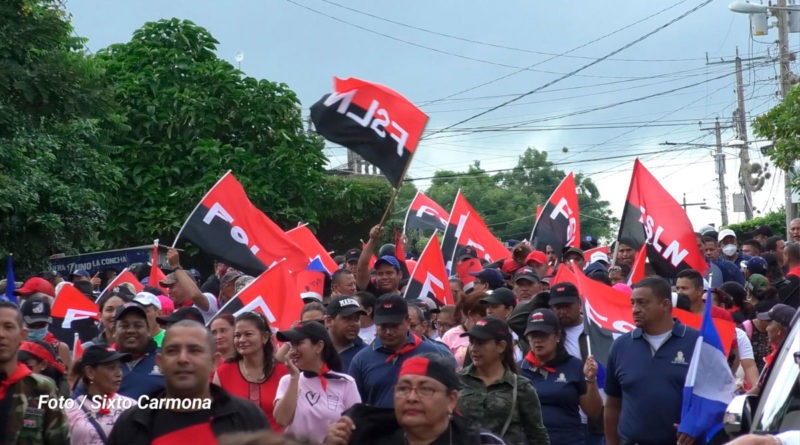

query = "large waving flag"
404;234;453;305
4;254;15;304
455;211;509;265
50;284;101;344
175;172;308;276
678;289;736;442
211;262;303;331
285;225;338;276
310;77;429;188
404;191;450;233
618;160;707;278
530;172;581;255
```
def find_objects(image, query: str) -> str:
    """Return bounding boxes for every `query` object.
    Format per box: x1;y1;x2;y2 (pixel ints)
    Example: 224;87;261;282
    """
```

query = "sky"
64;0;796;234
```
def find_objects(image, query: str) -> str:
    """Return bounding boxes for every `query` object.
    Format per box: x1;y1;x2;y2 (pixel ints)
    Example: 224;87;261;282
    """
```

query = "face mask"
721;244;738;257
27;327;48;342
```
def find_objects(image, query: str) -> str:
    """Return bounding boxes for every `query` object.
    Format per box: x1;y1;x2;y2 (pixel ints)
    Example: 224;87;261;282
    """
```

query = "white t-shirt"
734;327;754;361
197;292;220;323
643;331;672;354
564;323;584;360
274;371;361;444
359;324;376;344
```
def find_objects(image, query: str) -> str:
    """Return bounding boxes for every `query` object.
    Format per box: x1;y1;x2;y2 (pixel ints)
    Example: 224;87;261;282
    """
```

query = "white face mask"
721;244;738;257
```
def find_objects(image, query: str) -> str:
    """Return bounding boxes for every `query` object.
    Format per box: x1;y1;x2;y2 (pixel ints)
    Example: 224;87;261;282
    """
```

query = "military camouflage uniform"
4;372;69;445
458;364;549;445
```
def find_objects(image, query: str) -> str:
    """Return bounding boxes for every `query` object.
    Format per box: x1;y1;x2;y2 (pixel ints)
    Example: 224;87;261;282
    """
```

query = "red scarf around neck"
303;363;332;392
0;363;32;399
525;351;556;374
385;334;422;364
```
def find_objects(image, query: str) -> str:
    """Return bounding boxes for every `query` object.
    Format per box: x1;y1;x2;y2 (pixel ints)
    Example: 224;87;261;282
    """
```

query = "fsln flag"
212;262;303;332
678;289;736;442
455;211;509;266
310;77;429;188
175;172;308;276
456;258;483;294
285;225;338;276
440;190;468;274
97;270;143;302
4;254;15;304
404;234;453;305
627;244;648;286
51;284;99;328
531;172;581;255
618;160;707;278
404;191;450;233
149;241;168;294
394;228;407;267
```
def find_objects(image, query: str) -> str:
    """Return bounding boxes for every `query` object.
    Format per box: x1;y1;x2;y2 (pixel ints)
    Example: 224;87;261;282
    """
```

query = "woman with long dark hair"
84;289;133;348
214;311;288;431
273;321;360;443
520;309;602;445
457;316;549;444
210;313;236;362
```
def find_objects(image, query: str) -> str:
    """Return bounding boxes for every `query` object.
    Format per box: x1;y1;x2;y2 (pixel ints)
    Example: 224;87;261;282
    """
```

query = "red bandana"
97;393;116;415
385;334;422;364
303;363;332;393
525;351;556;374
0;363;32;399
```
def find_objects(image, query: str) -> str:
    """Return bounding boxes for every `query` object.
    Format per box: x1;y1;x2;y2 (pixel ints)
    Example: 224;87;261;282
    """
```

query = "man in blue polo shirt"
604;277;700;445
325;295;367;371
347;294;443;407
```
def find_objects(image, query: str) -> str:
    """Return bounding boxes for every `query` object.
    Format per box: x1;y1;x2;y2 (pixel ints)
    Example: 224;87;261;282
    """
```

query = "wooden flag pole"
376;147;417;229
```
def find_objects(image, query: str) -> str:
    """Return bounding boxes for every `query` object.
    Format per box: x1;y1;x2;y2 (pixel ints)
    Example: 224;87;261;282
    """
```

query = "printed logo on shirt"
150;365;163;375
555;373;568;383
326;394;340;411
672;351;687;365
305;390;321;406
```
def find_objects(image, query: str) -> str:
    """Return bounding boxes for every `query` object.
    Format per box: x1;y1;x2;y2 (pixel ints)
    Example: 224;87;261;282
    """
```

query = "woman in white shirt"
273;321;361;444
66;346;137;445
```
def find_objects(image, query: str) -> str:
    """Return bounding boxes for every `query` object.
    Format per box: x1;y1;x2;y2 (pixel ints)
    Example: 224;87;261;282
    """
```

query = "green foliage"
94;19;327;247
423;148;617;242
0;0;121;271
753;85;800;191
722;208;785;240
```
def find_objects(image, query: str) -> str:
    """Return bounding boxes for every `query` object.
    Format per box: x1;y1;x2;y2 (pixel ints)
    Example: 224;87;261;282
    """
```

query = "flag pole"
377;148;417;229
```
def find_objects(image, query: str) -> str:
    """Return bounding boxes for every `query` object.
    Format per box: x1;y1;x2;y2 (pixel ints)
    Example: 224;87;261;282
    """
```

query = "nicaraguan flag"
678;289;736;443
4;255;16;304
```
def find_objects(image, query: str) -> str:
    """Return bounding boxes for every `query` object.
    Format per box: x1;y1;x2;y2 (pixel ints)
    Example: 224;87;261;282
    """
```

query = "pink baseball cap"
157;294;175;316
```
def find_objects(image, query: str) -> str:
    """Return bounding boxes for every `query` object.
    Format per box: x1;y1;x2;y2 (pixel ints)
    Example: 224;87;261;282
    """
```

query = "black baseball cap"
374;294;409;325
562;247;585;261
480;288;517;307
80;345;132;367
514;267;540;284
327;296;367;317
345;249;361;263
458;245;479;261
20;297;52;325
548;282;580;306
468;268;504;289
524;308;561;336
460;316;511;342
115;302;148;321
757;303;797;327
276;320;332;344
157;306;205;325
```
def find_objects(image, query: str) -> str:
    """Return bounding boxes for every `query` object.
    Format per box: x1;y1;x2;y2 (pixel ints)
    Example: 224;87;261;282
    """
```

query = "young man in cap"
0;300;70;445
357;225;403;296
719;229;749;264
512;267;542;303
469;268;505;293
162;248;219;323
325;296;367;371
562;247;586;271
20;296;71;372
112;303;164;398
347;294;444;407
344;248;360;273
481;287;517;321
133;291;165;347
604;277;700;445
107;320;269;444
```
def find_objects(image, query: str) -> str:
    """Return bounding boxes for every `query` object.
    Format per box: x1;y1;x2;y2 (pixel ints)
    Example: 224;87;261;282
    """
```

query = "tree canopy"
753;85;800;191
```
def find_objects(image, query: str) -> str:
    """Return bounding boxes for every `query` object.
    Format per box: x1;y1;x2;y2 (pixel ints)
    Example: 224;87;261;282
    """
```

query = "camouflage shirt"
457;365;549;445
4;372;69;445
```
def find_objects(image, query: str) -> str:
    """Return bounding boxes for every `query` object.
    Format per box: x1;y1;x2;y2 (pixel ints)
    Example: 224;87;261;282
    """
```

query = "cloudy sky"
65;0;795;232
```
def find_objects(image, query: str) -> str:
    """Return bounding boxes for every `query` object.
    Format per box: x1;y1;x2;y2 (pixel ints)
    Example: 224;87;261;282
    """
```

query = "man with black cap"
469;268;505;293
20;296;71;372
513;267;542;302
480;288;523;362
107;320;268;444
563;247;586;271
344;248;361;273
347;294;444;407
112;302;164;398
325;296;367;371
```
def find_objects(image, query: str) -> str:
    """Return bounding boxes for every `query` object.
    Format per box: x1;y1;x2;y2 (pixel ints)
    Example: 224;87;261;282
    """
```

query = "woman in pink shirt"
66;346;137;445
273;321;360;444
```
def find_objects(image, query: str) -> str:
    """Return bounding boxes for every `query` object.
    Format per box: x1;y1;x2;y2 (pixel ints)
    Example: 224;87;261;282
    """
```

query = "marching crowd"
1;221;799;445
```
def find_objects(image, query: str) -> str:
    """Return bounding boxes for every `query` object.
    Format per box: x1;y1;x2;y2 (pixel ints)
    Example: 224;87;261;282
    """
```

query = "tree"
753;86;800;191
723;208;785;240
425;148;616;242
94;19;327;247
0;0;121;271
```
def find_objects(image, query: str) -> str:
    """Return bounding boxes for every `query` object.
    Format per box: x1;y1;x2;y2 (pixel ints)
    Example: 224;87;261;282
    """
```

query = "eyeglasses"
394;384;442;398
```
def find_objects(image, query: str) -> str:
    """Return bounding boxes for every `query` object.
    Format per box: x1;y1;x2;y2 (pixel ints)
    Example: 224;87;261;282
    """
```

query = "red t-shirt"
216;361;288;432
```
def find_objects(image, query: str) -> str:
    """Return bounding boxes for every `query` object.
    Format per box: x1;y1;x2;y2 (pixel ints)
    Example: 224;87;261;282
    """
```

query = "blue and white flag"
678;289;736;442
4;255;16;304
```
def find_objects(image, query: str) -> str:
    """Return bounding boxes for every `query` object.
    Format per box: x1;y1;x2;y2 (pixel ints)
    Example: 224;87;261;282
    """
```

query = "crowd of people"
1;220;799;445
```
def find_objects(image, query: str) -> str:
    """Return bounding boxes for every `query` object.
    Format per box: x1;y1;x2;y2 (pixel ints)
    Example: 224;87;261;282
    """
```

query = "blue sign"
48;245;157;277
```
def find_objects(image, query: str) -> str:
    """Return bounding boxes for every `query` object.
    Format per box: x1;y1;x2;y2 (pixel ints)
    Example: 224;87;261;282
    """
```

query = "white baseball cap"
718;229;736;242
133;291;162;311
589;251;610;265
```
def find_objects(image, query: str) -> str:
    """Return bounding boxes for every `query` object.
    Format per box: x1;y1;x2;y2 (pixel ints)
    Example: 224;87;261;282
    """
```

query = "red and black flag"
175;172;308;276
530;172;580;255
310;77;428;188
440;190;507;273
618;160;707;278
404;234;453;305
285;225;338;276
440;190;469;273
97;270;143;302
404;191;450;233
211;261;303;331
50;284;100;343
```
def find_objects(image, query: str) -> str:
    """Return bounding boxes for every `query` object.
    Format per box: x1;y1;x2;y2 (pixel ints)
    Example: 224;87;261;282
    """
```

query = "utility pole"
714;119;730;226
777;0;797;236
735;49;755;220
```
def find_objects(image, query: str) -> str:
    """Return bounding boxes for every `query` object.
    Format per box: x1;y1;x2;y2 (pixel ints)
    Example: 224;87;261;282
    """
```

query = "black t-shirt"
152;409;214;445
